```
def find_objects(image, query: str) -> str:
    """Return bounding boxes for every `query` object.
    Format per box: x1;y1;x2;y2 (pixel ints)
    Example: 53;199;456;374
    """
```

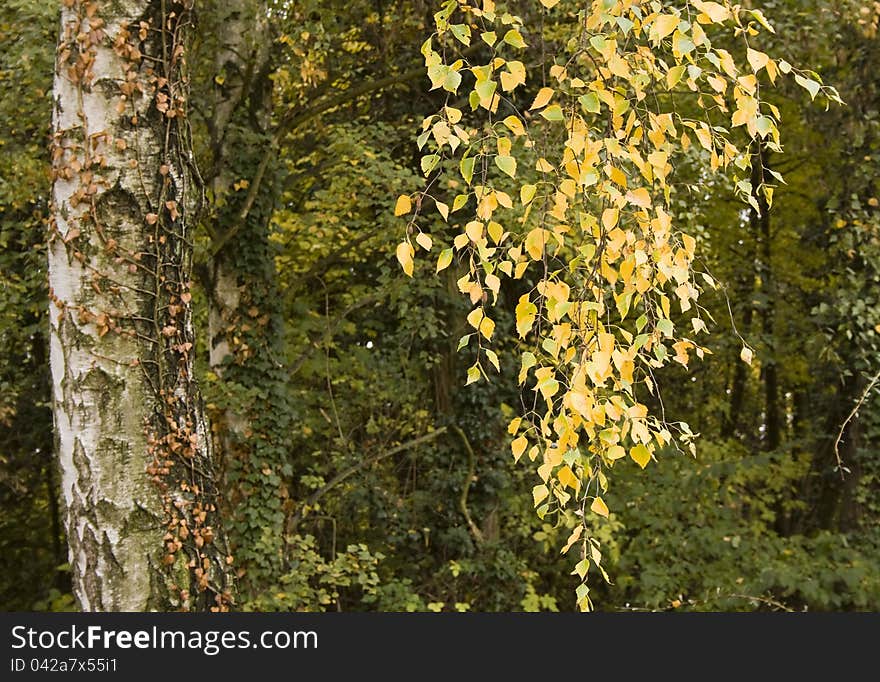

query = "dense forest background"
1;0;879;611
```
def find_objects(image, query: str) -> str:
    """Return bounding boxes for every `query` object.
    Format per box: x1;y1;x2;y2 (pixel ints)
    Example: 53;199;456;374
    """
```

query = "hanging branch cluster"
396;0;841;609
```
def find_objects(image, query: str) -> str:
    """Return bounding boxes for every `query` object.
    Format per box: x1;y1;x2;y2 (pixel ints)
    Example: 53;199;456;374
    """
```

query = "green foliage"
246;535;384;611
599;439;880;610
0;0;71;610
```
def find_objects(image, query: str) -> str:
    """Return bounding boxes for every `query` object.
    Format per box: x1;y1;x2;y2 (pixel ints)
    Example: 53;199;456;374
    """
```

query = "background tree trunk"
50;0;233;611
194;0;294;593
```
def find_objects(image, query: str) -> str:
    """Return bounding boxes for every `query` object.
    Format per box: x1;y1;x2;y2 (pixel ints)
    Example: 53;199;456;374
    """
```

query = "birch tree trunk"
49;0;234;611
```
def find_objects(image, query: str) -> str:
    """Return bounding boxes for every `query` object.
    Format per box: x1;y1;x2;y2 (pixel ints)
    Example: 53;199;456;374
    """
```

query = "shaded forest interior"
1;0;879;610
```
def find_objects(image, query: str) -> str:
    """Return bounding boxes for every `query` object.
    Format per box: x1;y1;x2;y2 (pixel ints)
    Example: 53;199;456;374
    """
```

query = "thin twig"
288;427;448;532
833;368;880;478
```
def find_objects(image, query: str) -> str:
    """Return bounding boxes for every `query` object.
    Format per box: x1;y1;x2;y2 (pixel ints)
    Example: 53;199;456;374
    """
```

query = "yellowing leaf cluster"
395;0;821;610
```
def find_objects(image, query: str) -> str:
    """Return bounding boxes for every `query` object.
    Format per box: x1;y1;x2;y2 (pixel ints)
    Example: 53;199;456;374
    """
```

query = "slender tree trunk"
754;148;781;451
722;218;757;439
723;306;752;438
50;0;233;611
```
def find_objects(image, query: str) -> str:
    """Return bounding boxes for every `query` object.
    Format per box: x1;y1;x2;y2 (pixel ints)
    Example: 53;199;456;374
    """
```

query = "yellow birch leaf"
488;221;504;243
602;207;620;230
607;445;626;460
520;184;537;205
626;187;652;208
561;525;582;554
485;273;501;297
416;232;433;251
512;435;528;462
394;194;412;216
558;465;579;491
692;0;730;23
536;158;554;173
525;228;547;260
436;248;453;272
537;461;553;483
652;14;680;42
396;241;414;276
590;497;610;517
516;295;537;338
503;115;526;136
532;484;549;506
466;308;484;330
530;86;554;110
466;221;484;242
479;315;495;340
496;155;517;178
747;48;769;74
630;443;651;469
465;365;481;385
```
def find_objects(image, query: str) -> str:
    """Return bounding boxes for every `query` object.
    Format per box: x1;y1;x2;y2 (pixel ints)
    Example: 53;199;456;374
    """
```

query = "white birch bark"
50;0;233;611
